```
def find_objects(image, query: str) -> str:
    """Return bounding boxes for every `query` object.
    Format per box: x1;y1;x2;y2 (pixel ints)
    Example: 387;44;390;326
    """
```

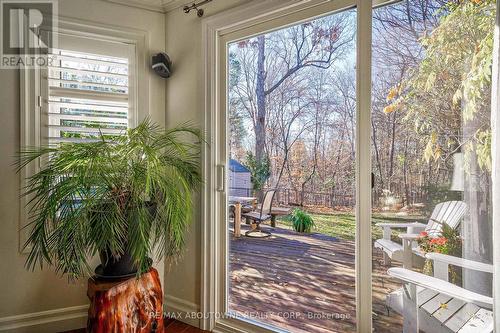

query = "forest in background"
228;0;495;212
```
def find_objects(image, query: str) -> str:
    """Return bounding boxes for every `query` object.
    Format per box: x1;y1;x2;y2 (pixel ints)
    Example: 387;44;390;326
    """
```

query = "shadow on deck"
229;224;403;333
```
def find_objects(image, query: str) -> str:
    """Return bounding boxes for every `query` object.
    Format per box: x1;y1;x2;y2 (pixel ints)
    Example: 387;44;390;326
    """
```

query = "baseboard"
0;304;88;333
164;295;200;328
0;296;200;332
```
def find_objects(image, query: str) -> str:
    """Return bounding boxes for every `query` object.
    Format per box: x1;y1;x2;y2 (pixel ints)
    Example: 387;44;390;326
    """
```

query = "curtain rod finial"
183;0;212;17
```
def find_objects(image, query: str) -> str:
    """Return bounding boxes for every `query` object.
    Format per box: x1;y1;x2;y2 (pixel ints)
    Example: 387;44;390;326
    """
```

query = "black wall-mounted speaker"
152;52;172;78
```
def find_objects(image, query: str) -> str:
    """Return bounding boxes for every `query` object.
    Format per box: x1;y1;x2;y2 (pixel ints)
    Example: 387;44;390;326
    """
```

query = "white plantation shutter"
42;33;135;144
18;26;144;253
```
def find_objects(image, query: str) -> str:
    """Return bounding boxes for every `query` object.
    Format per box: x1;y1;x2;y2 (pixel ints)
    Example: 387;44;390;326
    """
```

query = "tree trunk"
255;35;266;165
462;108;493;296
87;268;164;333
372;118;385;197
463;155;492;296
403;136;410;207
300;108;321;206
388;112;397;192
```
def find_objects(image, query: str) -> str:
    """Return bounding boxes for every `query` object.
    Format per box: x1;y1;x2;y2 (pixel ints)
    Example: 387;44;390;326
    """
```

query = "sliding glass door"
205;1;498;332
371;1;496;332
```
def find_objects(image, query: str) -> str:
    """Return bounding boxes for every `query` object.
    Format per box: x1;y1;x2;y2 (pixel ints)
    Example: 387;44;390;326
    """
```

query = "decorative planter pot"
98;248;138;277
87;268;164;333
94;202;157;278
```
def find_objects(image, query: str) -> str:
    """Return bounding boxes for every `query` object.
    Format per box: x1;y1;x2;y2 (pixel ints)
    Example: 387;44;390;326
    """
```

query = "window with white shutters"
19;25;143;253
42;34;135;145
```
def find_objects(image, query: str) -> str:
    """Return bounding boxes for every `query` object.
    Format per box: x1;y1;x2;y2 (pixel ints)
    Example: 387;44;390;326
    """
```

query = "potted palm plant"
16;119;202;279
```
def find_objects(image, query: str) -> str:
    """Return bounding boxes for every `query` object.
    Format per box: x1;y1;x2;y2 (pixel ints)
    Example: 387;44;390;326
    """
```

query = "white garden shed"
229;159;252;196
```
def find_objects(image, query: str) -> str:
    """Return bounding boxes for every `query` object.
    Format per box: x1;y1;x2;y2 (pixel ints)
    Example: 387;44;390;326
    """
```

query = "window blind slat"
48;101;128;114
49;87;128;102
47;125;125;134
48;66;128;79
47;112;128;124
51;54;128;68
48;78;128;89
48;137;102;143
50;47;129;65
48;97;128;109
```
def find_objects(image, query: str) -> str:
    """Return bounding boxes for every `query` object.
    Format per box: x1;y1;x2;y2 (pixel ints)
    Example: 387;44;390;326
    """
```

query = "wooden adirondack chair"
374;201;466;266
387;252;493;333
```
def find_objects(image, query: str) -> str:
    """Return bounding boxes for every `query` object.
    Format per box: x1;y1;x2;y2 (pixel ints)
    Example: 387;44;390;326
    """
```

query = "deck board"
229;224;403;332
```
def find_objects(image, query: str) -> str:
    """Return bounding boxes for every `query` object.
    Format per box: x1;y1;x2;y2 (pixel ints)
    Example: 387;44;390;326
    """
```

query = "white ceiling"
103;0;189;13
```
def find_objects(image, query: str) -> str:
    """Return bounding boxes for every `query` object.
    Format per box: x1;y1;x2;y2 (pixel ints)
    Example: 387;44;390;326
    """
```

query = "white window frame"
490;1;500;330
200;1;392;332
19;16;150;253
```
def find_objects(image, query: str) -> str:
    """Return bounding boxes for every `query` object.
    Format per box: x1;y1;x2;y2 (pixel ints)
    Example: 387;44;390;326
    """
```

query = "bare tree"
252;14;354;166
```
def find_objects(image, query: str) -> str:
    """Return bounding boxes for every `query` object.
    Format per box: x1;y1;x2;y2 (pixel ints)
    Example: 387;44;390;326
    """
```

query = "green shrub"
290;209;315;233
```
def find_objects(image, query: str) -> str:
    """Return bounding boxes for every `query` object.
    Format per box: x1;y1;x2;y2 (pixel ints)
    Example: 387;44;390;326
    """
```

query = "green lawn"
278;211;426;241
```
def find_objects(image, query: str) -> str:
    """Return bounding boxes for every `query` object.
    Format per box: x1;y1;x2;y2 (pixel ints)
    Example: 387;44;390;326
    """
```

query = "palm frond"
17;119;203;278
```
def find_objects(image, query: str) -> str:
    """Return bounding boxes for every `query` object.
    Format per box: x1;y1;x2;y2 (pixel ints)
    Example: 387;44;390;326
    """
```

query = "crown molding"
101;0;188;13
162;0;187;12
101;0;164;13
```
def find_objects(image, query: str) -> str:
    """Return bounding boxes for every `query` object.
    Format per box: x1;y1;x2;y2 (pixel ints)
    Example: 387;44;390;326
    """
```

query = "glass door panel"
371;1;496;332
226;6;359;333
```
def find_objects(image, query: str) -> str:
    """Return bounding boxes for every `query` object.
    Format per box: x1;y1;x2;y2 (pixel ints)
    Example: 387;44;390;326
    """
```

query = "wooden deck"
229;224;403;333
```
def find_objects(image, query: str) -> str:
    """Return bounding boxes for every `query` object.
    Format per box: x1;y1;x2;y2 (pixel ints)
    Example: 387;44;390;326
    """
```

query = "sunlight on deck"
229;224;403;333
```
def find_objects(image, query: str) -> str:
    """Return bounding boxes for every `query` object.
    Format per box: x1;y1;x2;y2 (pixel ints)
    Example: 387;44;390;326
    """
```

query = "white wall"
164;0;249;325
0;1;165;331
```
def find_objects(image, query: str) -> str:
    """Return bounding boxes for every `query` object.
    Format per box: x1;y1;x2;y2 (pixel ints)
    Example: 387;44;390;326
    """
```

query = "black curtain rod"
183;0;213;17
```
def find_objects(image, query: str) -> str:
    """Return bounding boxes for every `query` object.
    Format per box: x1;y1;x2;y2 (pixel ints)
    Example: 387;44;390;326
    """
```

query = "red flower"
430;237;447;246
419;231;428;237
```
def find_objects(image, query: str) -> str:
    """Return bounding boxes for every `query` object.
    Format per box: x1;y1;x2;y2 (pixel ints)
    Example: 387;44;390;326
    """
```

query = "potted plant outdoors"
16;119;202;279
289;209;315;233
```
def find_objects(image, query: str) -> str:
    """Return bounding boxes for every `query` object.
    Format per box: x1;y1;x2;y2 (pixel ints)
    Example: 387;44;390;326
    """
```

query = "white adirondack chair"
387;252;493;333
374;201;466;266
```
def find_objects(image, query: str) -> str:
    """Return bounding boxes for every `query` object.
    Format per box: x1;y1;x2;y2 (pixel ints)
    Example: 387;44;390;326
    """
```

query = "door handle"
217;164;225;192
